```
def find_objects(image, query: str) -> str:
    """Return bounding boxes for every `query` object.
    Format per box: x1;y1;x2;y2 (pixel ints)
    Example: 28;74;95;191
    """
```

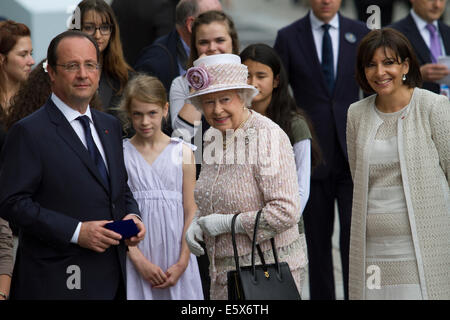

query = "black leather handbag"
227;210;301;300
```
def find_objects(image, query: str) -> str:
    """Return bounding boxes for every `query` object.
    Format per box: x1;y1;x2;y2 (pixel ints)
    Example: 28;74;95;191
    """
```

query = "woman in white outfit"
347;28;450;300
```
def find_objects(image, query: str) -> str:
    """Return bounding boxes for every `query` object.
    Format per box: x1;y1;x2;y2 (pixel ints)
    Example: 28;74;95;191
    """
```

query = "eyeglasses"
81;24;112;36
55;62;100;73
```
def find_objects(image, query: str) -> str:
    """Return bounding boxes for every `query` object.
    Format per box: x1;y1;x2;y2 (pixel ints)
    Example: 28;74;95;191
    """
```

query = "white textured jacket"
346;88;450;300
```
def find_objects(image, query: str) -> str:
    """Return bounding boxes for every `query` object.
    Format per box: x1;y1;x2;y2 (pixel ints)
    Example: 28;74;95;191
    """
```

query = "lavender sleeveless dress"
124;138;203;300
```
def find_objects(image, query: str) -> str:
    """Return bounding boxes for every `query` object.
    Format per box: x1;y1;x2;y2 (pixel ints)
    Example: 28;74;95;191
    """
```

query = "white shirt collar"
410;8;439;31
51;93;93;124
310;10;339;31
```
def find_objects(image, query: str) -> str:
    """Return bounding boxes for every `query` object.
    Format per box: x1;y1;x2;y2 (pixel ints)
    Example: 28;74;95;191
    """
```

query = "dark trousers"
114;274;126;300
303;148;353;300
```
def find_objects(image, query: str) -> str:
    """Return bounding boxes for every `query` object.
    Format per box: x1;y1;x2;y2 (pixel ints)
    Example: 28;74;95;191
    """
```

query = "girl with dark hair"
240;44;321;291
240;43;321;212
73;0;133;118
347;28;450;300
0;19;34;302
0;20;34;147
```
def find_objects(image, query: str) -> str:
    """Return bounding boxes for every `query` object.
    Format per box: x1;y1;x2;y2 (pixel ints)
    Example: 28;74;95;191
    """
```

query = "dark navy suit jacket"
134;28;184;93
274;12;369;179
390;13;450;94
0;98;140;299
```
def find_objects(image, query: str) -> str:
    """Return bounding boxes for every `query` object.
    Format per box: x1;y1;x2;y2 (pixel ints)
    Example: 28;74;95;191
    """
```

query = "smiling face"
199;89;246;132
129;98;168;139
1;36;35;84
82;10;112;53
364;47;410;97
195;21;233;56
47;36;100;111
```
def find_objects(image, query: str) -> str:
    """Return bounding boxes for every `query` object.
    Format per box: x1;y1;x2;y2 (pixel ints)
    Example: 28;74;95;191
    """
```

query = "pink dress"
124;138;203;300
194;111;307;300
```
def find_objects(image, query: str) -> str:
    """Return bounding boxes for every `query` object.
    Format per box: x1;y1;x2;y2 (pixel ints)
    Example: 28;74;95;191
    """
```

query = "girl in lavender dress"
121;74;203;300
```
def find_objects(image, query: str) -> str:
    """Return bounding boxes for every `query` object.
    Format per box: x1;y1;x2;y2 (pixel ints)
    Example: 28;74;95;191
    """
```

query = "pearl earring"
402;74;406;81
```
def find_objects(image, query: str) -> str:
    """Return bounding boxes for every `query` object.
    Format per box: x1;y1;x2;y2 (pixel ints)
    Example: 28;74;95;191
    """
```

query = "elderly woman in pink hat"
185;54;307;300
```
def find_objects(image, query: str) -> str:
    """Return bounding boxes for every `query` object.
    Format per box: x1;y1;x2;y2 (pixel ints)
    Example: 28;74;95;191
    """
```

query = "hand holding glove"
197;214;245;237
185;216;204;256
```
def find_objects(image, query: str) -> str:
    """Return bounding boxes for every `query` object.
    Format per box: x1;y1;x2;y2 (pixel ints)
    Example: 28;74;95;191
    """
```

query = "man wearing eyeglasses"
0;30;145;300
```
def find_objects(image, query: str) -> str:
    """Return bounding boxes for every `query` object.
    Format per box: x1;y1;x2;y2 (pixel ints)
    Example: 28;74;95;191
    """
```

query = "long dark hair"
0;20;31;117
74;0;132;95
240;43;321;170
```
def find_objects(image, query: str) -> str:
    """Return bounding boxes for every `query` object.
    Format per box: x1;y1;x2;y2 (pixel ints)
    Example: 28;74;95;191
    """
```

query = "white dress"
124;138;204;300
365;106;422;300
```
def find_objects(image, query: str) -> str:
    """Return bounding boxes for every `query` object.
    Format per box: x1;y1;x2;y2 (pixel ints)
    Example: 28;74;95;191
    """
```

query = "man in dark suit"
134;0;222;93
274;0;369;300
0;31;145;300
390;0;450;94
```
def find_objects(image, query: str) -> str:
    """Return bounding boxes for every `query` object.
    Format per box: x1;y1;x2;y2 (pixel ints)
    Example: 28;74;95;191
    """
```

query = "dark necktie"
77;115;109;189
321;24;334;93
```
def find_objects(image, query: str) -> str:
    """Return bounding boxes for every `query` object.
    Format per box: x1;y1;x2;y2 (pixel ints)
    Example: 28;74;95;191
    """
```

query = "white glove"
185;216;205;256
197;214;246;237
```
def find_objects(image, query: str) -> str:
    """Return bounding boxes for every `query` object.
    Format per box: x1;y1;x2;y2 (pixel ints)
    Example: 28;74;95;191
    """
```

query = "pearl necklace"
222;108;250;150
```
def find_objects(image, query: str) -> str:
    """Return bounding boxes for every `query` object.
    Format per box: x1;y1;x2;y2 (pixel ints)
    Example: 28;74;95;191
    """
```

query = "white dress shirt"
310;10;340;78
410;9;447;57
51;93;109;244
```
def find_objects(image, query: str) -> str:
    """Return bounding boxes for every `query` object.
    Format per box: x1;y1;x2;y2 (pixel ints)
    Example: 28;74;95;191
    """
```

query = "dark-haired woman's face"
2;36;35;84
82;10;112;54
195;22;233;57
364;47;409;97
243;59;278;113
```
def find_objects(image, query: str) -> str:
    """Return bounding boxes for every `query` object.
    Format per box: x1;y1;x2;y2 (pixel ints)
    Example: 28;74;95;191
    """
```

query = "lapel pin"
345;32;356;44
104;129;109;134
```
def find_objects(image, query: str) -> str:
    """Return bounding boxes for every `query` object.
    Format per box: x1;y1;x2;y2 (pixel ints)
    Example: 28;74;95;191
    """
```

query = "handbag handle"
231;214;241;273
231;210;282;281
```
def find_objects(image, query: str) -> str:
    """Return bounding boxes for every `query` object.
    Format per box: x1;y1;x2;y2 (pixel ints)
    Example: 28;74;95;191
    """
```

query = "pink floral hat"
186;54;258;100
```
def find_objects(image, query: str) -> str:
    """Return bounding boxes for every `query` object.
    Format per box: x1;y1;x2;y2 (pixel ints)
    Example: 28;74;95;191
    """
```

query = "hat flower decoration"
186;64;213;90
186;54;258;100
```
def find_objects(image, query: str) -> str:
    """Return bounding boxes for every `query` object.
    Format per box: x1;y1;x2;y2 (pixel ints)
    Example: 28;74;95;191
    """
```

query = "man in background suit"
134;0;222;93
274;0;369;300
0;31;145;299
390;0;450;94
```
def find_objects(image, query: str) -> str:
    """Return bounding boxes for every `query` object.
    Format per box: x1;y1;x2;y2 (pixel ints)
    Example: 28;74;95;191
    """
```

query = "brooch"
345;32;356;44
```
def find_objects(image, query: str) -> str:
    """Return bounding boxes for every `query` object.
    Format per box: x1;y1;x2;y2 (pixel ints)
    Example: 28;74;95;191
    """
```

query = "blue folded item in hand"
105;219;139;239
